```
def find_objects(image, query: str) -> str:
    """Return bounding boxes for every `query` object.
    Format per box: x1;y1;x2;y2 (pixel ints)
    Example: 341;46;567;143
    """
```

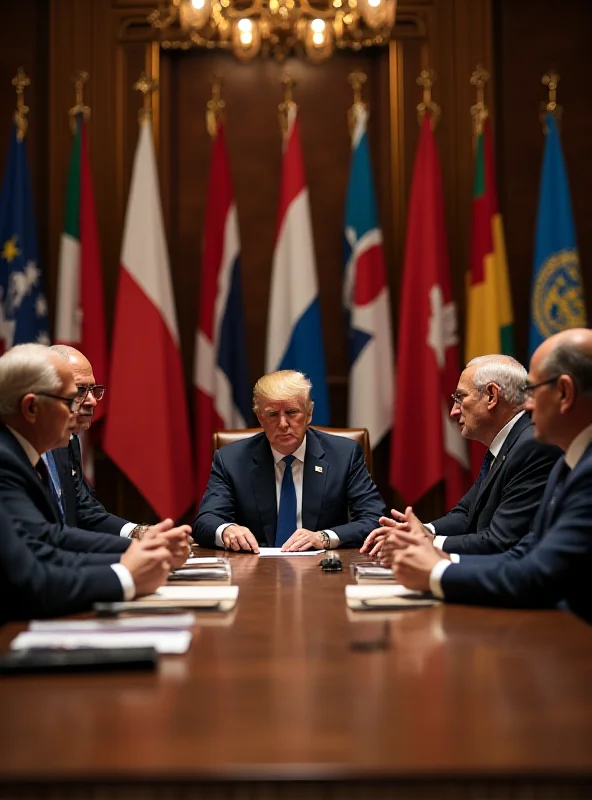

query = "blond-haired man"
195;370;385;552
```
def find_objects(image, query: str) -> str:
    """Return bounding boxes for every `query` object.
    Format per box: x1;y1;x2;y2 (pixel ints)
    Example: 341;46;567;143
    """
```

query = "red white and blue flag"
343;106;394;448
266;106;330;424
194;123;251;502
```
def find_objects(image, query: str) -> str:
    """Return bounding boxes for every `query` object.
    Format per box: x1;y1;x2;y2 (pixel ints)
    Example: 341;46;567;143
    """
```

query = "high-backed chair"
212;426;373;478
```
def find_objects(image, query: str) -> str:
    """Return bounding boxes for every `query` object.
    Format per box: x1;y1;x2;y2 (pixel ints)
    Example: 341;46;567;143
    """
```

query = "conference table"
1;549;592;799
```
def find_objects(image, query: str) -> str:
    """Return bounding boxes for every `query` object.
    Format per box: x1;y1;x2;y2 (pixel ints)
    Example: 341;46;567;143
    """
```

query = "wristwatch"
130;524;150;540
319;531;330;549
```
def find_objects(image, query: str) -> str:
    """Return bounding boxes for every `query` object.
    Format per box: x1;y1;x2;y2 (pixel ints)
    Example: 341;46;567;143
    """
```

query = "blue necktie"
275;455;297;547
41;451;65;521
476;449;494;487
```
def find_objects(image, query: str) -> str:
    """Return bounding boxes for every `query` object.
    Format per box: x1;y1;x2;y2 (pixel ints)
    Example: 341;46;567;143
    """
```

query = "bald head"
536;328;592;398
49;345;97;433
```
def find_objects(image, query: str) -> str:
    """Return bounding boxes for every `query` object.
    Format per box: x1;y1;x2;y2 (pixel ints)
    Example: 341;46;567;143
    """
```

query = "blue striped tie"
41;451;65;521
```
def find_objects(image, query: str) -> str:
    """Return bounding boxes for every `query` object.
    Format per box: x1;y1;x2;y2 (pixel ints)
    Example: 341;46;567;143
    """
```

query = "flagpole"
540;70;563;131
347;70;367;136
12;68;30;141
278;72;296;140
133;71;158;126
416;68;440;131
206;73;225;138
470;64;490;141
69;71;90;133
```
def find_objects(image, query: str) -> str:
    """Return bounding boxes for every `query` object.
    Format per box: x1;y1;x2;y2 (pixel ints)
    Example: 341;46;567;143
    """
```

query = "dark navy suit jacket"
0;424;129;566
441;442;592;624
431;414;562;554
195;428;386;548
0;503;123;624
51;436;129;535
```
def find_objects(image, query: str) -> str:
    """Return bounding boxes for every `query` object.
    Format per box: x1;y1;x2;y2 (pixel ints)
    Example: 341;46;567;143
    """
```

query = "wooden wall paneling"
494;0;592;365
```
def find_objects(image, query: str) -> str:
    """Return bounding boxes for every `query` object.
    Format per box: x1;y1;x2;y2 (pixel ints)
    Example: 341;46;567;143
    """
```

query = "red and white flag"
390;117;468;508
103;120;193;520
194;123;250;503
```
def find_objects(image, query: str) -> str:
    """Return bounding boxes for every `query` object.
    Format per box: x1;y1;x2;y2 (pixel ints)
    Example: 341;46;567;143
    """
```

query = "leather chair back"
212;426;373;477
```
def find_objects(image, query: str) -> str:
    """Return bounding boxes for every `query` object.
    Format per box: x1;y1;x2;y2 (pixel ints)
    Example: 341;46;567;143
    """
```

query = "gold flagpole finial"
12;68;30;141
278;73;297;139
470;63;490;136
133;72;159;124
540;70;562;131
347;71;368;138
416;68;440;130
206;73;225;138
69;71;91;134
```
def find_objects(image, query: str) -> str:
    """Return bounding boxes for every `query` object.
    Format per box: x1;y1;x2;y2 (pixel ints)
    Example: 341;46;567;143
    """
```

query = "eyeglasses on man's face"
450;391;469;408
76;384;106;402
35;393;85;413
520;376;560;398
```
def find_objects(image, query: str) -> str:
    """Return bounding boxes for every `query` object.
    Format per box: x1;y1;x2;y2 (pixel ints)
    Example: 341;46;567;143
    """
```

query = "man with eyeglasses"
380;329;592;624
362;354;561;557
0;344;191;602
48;345;159;540
195;369;385;552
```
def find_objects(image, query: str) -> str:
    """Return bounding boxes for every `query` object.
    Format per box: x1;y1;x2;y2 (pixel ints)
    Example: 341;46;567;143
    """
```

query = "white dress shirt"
215;437;339;548
6;426;135;600
429;418;592;600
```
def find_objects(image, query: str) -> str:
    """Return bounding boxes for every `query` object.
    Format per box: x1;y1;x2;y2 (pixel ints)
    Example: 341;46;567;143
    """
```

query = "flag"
343;106;394;449
55;114;108;428
0;124;49;352
465;118;514;479
265;106;330;424
103;120;193;520
194;123;251;502
390;117;468;508
529;113;586;357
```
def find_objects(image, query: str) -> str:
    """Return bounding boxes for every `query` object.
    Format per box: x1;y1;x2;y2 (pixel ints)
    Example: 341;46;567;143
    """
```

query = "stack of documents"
137;585;239;612
258;548;324;557
10;614;196;655
351;564;396;584
169;556;232;584
346;584;439;610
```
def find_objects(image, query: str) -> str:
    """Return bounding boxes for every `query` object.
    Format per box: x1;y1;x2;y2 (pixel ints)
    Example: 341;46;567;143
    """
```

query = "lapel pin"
71;470;76;476
315;465;323;473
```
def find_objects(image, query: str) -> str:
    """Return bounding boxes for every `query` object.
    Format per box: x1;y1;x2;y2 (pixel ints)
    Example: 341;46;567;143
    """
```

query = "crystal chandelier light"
149;0;398;62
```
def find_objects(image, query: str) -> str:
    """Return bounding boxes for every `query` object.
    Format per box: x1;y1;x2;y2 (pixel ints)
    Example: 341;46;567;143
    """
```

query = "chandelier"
149;0;397;62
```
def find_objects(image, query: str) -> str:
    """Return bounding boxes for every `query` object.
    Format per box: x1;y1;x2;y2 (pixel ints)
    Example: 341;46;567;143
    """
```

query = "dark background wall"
0;0;590;523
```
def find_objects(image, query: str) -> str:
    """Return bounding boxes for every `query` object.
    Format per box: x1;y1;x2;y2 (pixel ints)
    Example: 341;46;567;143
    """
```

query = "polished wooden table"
1;550;592;799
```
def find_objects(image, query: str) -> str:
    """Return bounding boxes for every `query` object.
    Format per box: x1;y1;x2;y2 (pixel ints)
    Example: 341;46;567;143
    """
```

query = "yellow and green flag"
466;118;514;478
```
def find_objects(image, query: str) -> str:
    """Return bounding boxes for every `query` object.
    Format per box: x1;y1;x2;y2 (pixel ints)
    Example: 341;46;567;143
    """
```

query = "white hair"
467;355;527;406
0;344;61;416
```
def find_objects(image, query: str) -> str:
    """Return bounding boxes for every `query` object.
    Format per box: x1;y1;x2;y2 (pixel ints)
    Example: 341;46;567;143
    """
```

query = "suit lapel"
302;429;327;533
249;436;278;546
467;415;531;524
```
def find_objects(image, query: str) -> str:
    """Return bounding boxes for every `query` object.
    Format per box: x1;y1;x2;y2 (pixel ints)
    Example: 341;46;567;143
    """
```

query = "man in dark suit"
0;344;191;594
0;503;172;624
195;370;385;552
381;329;592;624
362;355;561;556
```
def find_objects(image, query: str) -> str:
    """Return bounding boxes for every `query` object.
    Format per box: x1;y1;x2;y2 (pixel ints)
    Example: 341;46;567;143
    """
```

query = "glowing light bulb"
240;31;253;44
312;31;325;45
310;18;325;32
191;0;205;9
237;18;252;31
368;0;381;6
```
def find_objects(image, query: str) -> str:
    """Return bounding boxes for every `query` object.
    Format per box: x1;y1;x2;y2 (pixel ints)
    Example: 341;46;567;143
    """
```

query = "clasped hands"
222;525;326;553
121;518;193;596
361;507;450;591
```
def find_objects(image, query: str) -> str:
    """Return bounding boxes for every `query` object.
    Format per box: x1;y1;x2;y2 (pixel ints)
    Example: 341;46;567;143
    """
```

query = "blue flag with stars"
0;123;49;353
528;113;587;358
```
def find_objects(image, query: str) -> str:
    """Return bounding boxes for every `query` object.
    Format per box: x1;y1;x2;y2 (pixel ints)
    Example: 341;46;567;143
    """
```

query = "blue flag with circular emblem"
528;113;587;358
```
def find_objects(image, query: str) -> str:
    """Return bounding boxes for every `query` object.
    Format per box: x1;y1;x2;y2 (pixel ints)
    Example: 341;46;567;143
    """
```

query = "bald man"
381;328;592;625
48;346;159;540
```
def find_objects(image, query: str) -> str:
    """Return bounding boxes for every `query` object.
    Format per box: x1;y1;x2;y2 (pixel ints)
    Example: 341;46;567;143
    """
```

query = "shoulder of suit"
216;431;267;457
308;428;358;452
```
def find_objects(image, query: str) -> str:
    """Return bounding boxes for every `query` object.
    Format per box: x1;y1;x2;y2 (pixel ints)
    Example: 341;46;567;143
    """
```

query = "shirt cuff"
424;523;436;535
433;534;447;549
120;522;137;538
110;563;136;600
429;559;452;600
449;552;460;563
215;523;233;548
322;530;340;549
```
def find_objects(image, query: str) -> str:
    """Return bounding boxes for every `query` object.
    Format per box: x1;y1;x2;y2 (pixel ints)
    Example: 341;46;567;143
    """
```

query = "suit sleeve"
0;505;123;623
440;467;592;611
327;444;387;547
194;449;236;547
73;467;130;535
441;441;560;555
430;486;475;535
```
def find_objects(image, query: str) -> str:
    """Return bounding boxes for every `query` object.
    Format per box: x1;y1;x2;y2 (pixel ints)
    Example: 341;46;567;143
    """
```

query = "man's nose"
83;392;97;408
450;404;460;419
278;412;290;427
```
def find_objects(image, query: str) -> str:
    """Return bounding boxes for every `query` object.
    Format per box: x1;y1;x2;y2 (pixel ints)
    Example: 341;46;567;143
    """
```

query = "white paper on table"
182;557;228;567
345;584;438;609
152;586;238;601
258;548;325;557
29;614;196;632
10;630;192;655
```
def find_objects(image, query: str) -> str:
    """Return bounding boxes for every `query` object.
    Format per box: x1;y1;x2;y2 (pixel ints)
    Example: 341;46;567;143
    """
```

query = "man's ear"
487;383;500;407
20;393;37;422
558;375;576;411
